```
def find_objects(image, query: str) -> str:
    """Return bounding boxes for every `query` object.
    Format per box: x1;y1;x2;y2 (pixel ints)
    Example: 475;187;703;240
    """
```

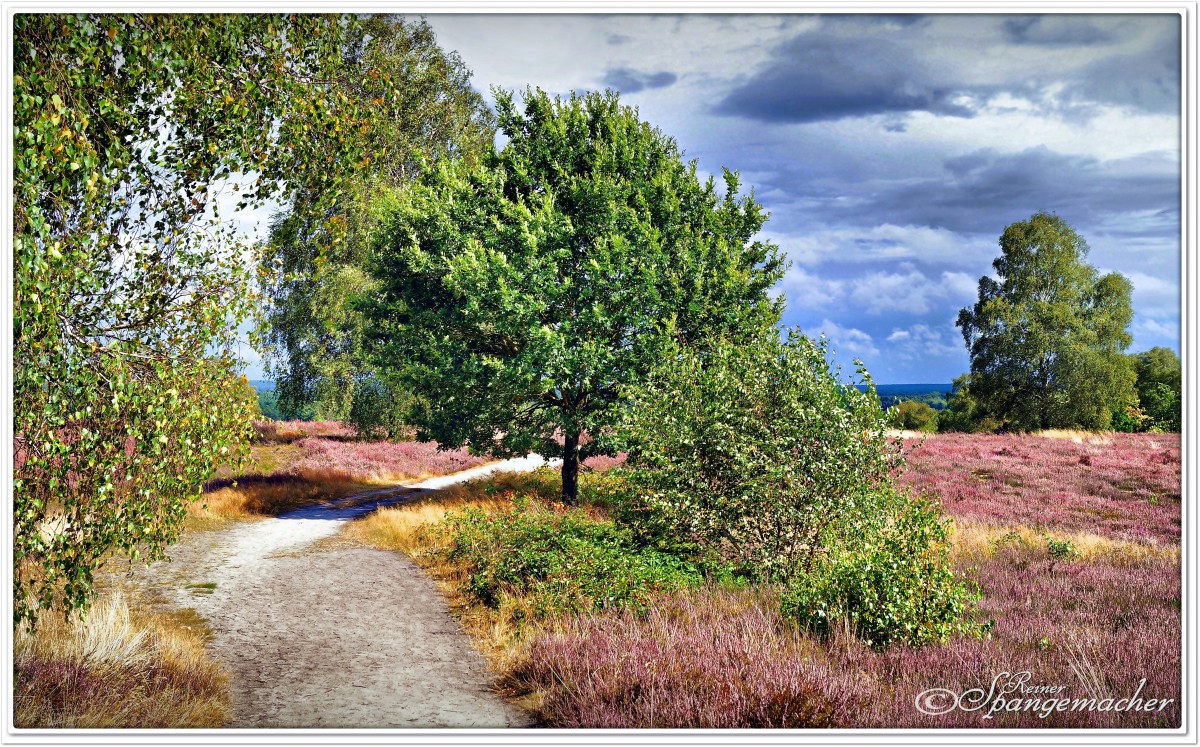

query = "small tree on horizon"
956;211;1136;431
362;88;786;504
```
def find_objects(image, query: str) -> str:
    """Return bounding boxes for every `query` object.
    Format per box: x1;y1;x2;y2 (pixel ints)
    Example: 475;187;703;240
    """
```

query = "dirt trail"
123;455;554;728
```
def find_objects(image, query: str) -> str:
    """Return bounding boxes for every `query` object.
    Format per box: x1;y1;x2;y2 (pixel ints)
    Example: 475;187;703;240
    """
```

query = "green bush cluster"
438;504;705;617
888;400;939;433
780;493;979;648
616;328;980;647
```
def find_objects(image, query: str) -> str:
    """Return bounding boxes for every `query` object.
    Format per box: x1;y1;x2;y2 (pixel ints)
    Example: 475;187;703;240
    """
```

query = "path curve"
153;455;557;728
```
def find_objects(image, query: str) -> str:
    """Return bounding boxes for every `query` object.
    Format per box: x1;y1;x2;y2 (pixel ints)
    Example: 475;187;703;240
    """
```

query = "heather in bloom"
286;437;490;483
512;547;1179;728
901;433;1180;544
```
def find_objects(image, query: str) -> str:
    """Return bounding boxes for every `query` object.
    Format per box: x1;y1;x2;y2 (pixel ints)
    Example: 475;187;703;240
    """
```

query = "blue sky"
424;12;1182;384
238;12;1182;385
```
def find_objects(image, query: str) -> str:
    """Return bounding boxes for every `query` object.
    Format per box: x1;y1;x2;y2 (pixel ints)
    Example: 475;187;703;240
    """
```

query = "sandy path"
131;455;555;728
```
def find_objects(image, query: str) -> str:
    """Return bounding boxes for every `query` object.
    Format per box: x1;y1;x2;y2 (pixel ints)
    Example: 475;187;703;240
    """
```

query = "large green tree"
956;212;1136;431
363;88;786;503
13;14;372;625
260;16;495;435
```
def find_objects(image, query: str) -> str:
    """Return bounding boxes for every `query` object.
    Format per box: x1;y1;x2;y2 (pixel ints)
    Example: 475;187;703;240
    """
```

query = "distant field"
902;431;1180;545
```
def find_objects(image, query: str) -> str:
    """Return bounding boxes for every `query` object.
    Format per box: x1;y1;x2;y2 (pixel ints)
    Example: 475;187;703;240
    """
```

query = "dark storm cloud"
828;13;928;29
1075;43;1181;113
713;34;982;124
602;67;679;93
716;14;1178;124
1002;16;1114;46
760;146;1179;238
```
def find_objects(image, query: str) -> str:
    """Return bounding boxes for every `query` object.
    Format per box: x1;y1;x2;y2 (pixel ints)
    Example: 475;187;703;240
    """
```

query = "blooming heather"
514;547;1180;728
901;433;1180;544
286;437;490;483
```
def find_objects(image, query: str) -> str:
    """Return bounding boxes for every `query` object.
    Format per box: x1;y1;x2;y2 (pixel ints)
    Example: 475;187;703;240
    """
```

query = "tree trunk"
561;428;580;506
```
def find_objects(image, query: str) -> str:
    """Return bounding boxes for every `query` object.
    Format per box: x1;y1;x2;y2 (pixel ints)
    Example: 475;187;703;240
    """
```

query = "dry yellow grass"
14;592;230;727
884;428;928;440
951;519;1178;565
1034;429;1113;445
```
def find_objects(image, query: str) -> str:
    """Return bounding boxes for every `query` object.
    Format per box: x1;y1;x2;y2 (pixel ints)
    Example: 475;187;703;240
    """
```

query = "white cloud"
1133;316;1180;341
777;223;995;269
777;265;845;309
848;266;980;315
885;323;963;362
1121;270;1182;318
896;102;1178;162
814;318;879;359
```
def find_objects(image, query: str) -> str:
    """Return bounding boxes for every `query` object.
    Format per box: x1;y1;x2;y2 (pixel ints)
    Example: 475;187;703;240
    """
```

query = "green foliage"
618;329;976;647
1132;348;1181;432
1139;382;1181;433
888;400;939;433
616;328;902;582
936;374;1001;433
1133;346;1182;390
257;389;282;421
780;493;980;648
1110;403;1149;433
880;392;948;410
364;87;785;503
260;16;495;435
439;504;705;616
237;376;262;419
1045;536;1079;560
956;212;1136;431
13;14;371;626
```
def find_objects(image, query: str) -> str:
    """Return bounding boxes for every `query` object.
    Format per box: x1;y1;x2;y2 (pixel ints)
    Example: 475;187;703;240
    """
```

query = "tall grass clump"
617;328;980;647
14;594;229;727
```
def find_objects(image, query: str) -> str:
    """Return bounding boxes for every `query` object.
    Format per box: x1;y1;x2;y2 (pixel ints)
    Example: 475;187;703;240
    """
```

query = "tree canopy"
363;88;786;503
259;16;495;435
13;13;375;625
956;212;1135;431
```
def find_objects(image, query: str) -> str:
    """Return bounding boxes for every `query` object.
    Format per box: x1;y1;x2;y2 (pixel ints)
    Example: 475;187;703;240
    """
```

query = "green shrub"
780;492;980;648
616;328;903;582
438;504;704;616
1110;404;1147;433
1045;537;1079;560
616;328;978;647
1139;382;1180;432
936;374;1002;433
888;400;939;432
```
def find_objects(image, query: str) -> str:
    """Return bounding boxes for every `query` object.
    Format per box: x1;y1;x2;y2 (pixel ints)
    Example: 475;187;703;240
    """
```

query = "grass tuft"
14;593;230;727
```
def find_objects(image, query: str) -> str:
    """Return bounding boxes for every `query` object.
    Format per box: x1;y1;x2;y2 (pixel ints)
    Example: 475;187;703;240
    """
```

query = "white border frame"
2;2;1195;745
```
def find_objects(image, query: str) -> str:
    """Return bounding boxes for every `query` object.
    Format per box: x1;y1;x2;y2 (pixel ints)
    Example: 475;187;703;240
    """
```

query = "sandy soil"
112;455;554;728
